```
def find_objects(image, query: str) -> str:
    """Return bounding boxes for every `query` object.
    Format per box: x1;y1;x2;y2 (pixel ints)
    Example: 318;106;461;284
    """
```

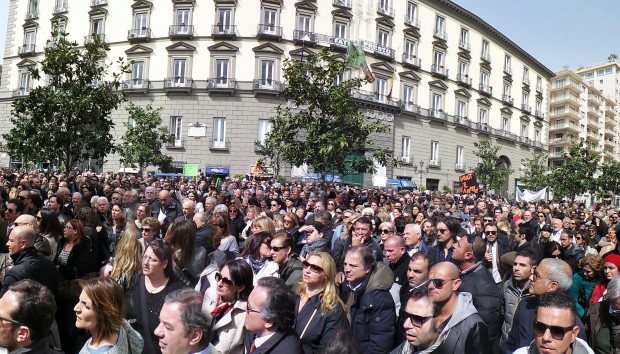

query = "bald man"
427;262;490;354
384;236;410;314
157;190;183;235
176;199;196;223
14;214;52;258
1;226;58;296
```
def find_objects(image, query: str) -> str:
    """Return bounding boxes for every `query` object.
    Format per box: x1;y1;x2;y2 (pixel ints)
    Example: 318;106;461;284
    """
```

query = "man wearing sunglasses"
390;283;438;353
513;292;594;354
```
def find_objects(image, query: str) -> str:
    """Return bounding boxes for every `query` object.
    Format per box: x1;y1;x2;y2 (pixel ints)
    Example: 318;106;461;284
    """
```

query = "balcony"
586;131;598;143
481;52;491;63
455;163;466;172
25;10;38;20
534;110;544;119
588;94;602;106
458;40;470;52
587;118;600;130
18;44;36;57
503;66;512;76
164;77;193;94
550;80;580;94
401;102;420;114
523;77;530;86
169;25;194;39
521;104;531;113
257;24;283;41
377;4;395;18
253;79;284;95
404;16;420;28
53;3;68;14
548;136;572;146
402;53;421;69
429;159;442;168
166;139;185;150
209;138;231;151
479;84;493;96
206;78;237;94
84;34;106;44
91;0;107;6
332;0;352;9
359;40;395;60
518;136;531;145
549;123;580;134
587;108;601;119
451;115;470;128
433;28;447;41
127;28;151;42
122;79;149;93
502;95;514;106
12;88;30;98
428;109;447;121
430;64;448;79
293;30;316;45
351;90;401;108
476;122;491;133
456;73;472;87
212;25;237;39
605;139;615;149
549;110;580;122
400;156;412;165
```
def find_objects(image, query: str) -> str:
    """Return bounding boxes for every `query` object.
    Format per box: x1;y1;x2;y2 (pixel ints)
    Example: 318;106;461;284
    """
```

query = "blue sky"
0;0;618;71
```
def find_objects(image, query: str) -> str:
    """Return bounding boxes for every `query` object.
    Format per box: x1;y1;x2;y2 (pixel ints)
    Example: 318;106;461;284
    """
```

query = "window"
503;82;511;97
456;146;464;165
376;78;388;101
20;71;31;91
480;70;489;87
334;21;347;39
262;7;279;31
434;15;445;36
536;76;543;92
297;13;312;32
213;117;226;148
479;108;488;124
406;2;417;23
521;123;528;137
458;60;468;78
523;67;529;83
404;39;417;58
259;60;275;87
23;30;36;48
402;84;416;109
52;22;66;39
131;60;144;87
433;49;444;67
27;0;38;17
402;136;411;161
170;117;182;147
431;92;442;116
176;9;191;33
172;59;187;85
502;116;510;131
504;54;511;73
217;8;233;31
257;120;272;144
215;59;229;86
522;92;529;108
536;99;542;114
481;40;490;59
92;18;105;35
535;129;541;142
459;28;468;48
379;0;390;10
134;12;149;37
55;0;67;12
456;100;467;119
430;141;439;162
377;29;389;47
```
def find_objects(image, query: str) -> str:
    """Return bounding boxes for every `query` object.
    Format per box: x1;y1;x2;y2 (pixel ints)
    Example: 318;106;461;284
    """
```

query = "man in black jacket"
452;233;502;346
1;226;58;296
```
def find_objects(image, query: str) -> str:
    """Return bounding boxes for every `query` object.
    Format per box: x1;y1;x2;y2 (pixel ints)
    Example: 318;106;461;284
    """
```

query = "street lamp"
413;160;429;189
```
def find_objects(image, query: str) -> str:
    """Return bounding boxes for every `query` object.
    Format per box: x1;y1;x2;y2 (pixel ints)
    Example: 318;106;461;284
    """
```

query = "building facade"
0;0;553;193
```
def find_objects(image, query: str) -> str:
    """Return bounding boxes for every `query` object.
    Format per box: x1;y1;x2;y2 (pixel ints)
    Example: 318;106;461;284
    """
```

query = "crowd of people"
0;168;619;353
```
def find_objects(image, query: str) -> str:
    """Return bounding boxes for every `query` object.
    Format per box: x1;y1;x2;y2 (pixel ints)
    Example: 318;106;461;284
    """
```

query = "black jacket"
244;329;303;354
458;262;502;345
294;294;348;354
1;247;58;296
195;226;214;255
11;337;65;354
54;237;96;280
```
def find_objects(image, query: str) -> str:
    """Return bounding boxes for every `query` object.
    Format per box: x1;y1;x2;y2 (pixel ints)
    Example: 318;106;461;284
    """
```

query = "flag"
363;63;376;83
386;70;396;101
346;41;375;83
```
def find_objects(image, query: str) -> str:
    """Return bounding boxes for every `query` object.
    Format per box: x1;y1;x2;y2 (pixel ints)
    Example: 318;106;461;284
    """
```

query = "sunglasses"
485;230;497;235
270;245;287;252
402;311;433;328
428;278;456;289
215;272;235;287
533;320;574;340
380;229;392;234
302;260;324;273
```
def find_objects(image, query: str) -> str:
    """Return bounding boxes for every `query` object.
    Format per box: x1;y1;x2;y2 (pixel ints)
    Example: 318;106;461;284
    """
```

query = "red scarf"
210;300;234;320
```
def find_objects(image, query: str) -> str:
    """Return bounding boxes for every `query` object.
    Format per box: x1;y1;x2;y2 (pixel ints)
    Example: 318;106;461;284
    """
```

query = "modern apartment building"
549;68;619;167
0;0;553;194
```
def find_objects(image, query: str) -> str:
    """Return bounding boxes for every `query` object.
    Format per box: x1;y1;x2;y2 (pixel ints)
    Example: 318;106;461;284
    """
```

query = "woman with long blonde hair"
109;223;143;292
294;251;348;354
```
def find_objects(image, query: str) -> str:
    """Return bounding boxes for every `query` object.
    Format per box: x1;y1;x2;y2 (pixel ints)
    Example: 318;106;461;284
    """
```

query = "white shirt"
487;242;501;283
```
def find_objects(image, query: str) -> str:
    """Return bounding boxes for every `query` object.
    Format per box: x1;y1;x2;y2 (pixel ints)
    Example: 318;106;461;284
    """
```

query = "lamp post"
413;160;429;190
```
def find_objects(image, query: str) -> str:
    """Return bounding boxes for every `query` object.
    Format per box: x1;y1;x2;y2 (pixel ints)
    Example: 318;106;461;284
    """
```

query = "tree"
117;102;174;174
257;49;392;187
472;139;512;195
519;150;549;191
548;139;600;200
595;160;620;199
4;33;128;174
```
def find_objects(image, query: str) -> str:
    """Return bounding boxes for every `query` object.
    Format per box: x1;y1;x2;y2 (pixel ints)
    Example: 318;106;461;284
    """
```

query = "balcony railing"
377;4;395;18
25;10;38;19
503;66;512;75
166;139;185;149
122;79;149;92
431;64;449;78
257;24;283;39
209;138;231;151
84;33;106;44
458;40;470;51
521;104;531;113
404;16;420;28
332;0;352;9
453;115;468;125
523;77;530;86
402;53;421;68
360;40;395;59
455;163;466;171
91;0;107;6
253;79;284;93
401;102;420;113
207;78;237;92
351;90;401;107
53;3;68;14
293;30;316;45
481;52;491;62
535;110;544;119
433;28;447;40
18;44;36;56
429;159;442;168
127;28;151;41
169;25;194;38
12;88;30;97
164;77;193;93
456;73;472;86
212;25;237;37
502;95;514;105
479;84;493;96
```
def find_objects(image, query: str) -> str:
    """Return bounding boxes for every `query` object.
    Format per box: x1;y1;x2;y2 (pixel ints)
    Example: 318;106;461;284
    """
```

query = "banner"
516;187;547;203
182;163;199;177
459;173;479;194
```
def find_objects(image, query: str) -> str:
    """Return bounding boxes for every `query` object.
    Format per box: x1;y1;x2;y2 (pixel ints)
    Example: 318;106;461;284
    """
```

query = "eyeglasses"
302;260;324;273
6;209;14;214
64;225;75;230
428;278;456;289
0;315;21;326
436;228;449;234
533;320;574;340
271;204;278;207
380;229;392;234
246;303;260;314
576;237;582;240
142;256;160;264
36;216;41;221
270;245;287;252
17;196;29;200
403;311;432;328
284;219;292;224
485;230;498;235
215;272;236;287
142;227;152;233
531;266;547;281
484;218;494;222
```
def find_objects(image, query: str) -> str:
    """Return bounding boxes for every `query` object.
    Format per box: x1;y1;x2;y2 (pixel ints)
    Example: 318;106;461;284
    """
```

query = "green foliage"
257;49;392;185
4;33;128;174
596;160;620;198
442;185;452;193
548;139;600;200
234;174;245;181
472;140;512;194
117;102;174;174
519;150;550;191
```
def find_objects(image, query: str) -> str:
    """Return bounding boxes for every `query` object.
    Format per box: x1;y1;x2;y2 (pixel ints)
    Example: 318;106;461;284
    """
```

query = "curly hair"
578;253;602;274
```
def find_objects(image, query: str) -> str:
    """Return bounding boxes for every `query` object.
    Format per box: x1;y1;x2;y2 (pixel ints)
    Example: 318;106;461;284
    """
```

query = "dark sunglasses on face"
533;320;574;340
302;260;324;273
380;229;392;234
215;272;235;287
428;278;455;289
270;245;287;252
402;311;433;328
485;230;497;235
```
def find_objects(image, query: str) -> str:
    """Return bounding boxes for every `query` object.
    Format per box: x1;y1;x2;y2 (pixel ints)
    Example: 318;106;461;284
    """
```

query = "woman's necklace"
146;277;169;293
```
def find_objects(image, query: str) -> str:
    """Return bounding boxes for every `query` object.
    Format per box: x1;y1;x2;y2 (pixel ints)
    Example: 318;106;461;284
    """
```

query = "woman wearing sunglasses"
125;239;186;354
298;224;331;260
270;233;303;290
239;231;279;285
295;251;348;354
202;259;253;354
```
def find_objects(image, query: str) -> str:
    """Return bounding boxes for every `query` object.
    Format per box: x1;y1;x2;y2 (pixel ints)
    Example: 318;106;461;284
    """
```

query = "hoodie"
512;337;594;354
78;320;144;354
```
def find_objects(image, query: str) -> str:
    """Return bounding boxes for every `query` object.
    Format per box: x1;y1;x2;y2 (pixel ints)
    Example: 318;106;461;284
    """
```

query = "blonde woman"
109;223;143;293
294;251;348;354
250;215;276;236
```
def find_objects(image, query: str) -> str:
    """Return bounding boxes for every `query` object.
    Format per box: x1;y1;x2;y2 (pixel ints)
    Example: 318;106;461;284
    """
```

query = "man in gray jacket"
500;250;535;344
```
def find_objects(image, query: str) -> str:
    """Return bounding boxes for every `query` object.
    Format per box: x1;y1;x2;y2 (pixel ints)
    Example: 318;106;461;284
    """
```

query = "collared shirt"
254;332;276;348
487;241;501;283
192;345;212;354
